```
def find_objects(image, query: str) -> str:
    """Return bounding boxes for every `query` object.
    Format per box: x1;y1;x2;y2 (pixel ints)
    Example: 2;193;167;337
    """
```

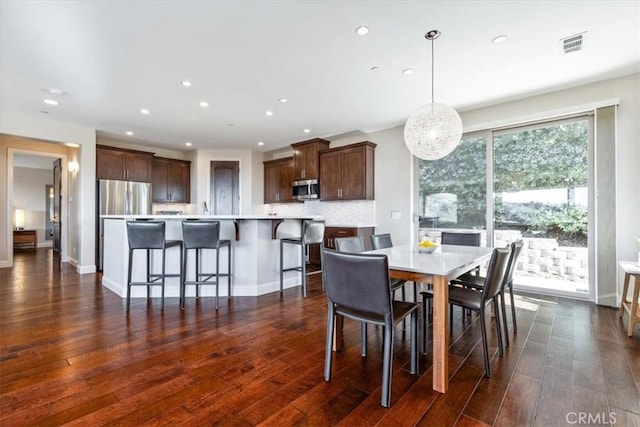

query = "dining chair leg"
324;305;335;381
479;308;491;377
410;310;418;375
381;323;393;408
494;297;504;356
449;302;454;332
509;282;518;332
361;323;367;357
500;289;509;347
421;293;428;355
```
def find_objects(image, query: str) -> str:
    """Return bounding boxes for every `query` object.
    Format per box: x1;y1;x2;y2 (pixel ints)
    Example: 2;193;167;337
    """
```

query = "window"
418;135;486;238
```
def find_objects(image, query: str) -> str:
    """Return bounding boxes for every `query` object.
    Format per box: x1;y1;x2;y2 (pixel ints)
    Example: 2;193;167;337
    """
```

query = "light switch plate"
391;211;401;219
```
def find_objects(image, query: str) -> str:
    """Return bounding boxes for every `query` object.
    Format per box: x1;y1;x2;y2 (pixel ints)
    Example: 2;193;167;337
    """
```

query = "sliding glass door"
493;117;591;298
418;115;592;299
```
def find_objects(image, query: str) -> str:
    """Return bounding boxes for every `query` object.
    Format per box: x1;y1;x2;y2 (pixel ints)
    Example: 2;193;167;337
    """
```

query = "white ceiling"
1;1;638;153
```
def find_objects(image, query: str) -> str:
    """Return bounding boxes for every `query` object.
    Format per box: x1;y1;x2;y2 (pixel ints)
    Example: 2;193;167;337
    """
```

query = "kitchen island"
101;215;321;299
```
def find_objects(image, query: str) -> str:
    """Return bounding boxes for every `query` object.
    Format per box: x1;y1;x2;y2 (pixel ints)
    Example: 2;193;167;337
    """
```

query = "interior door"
210;161;239;215
52;158;62;268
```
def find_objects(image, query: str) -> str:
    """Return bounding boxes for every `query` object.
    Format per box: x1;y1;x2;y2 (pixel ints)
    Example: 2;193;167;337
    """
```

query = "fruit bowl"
417;242;438;254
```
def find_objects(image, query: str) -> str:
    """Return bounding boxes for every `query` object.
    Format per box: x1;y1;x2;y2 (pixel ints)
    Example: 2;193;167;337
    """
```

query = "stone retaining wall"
421;229;588;283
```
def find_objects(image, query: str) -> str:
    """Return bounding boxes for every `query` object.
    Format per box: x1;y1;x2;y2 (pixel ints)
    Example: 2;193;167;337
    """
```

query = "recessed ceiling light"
370;66;380;71
140;108;150;114
43;99;59;105
402;68;414;75
265;110;273;116
303;129;311;133
65;143;80;148
185;142;192;146
355;26;369;36
47;88;63;95
258;141;264;146
200;101;209;107
279;98;288;103
492;35;508;44
126;131;134;136
181;80;192;87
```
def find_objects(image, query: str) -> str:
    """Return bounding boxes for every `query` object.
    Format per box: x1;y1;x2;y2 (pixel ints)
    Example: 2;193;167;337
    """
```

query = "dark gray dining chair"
371;233;417;302
421;230;482;351
447;246;511;377
321;247;419;407
451;240;524;346
334;236;365;253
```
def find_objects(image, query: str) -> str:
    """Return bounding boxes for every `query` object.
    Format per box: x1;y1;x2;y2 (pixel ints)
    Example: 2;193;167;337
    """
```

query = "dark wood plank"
2;250;639;426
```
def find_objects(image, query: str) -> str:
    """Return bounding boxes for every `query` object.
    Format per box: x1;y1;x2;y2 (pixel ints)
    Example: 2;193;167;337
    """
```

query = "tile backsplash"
152;203;195;214
264;200;376;225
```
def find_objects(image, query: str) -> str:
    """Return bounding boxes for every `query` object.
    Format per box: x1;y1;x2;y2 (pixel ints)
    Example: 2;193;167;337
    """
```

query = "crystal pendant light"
404;30;462;160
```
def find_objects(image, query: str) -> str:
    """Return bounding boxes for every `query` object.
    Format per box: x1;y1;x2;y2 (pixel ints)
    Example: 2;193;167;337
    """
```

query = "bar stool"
280;219;325;297
126;221;183;311
619;261;640;337
181;220;232;310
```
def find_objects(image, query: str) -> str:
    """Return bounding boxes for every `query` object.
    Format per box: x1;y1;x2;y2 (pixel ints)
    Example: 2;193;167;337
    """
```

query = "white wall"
13;167;53;246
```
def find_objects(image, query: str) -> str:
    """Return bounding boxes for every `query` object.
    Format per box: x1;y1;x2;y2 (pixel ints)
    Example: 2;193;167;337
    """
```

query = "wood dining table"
366;243;493;393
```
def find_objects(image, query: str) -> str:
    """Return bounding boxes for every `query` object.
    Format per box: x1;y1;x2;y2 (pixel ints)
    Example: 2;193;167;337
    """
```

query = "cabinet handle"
276;194;279;201
302;170;305;178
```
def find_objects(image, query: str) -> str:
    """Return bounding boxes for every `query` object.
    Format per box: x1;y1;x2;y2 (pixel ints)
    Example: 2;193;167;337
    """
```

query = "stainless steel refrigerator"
96;179;152;271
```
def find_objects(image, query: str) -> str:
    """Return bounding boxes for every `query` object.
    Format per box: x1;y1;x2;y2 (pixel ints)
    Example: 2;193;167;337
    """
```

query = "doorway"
210;161;239;215
8;148;68;268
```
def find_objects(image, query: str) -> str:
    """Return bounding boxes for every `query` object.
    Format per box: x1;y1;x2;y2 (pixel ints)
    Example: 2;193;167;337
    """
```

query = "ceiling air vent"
561;33;584;54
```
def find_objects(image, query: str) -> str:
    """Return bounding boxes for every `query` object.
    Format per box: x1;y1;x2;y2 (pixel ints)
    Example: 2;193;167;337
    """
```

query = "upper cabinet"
292;138;330;180
264;157;295;203
152;157;191;203
319;142;376;201
96;145;153;182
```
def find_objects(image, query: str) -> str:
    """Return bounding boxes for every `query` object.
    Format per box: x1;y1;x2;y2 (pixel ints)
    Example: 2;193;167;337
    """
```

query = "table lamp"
14;209;24;230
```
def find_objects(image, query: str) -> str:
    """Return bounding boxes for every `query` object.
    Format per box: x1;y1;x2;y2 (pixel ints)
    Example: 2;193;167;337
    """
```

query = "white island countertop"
101;214;323;220
101;215;324;299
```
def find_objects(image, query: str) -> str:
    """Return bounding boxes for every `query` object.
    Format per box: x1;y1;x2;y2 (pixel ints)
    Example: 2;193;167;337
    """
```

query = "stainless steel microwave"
292;179;319;200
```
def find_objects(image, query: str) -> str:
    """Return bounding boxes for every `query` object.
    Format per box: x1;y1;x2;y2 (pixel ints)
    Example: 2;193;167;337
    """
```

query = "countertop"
101;214;323;220
325;224;377;228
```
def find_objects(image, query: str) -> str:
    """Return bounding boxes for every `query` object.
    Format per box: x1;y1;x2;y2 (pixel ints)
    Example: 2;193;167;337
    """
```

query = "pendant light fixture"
404;30;462;160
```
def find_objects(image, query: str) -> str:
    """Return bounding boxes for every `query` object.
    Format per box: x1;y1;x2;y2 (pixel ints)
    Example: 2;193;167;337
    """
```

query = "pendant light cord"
431;36;435;104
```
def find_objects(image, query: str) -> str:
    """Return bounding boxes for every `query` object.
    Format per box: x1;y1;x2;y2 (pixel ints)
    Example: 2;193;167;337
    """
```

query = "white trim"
463;98;620;134
76;264;96;274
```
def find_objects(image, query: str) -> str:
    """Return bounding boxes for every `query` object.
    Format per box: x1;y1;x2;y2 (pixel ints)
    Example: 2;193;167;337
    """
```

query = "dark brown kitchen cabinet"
319;141;376;201
96;145;153;182
263;157;295;203
291;138;330;180
152;157;191;203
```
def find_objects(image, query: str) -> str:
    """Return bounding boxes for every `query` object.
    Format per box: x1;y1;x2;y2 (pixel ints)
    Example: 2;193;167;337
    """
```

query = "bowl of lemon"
417;239;438;254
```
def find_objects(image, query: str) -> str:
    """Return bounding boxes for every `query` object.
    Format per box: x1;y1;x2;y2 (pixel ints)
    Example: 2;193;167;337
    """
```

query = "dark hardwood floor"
1;249;639;426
